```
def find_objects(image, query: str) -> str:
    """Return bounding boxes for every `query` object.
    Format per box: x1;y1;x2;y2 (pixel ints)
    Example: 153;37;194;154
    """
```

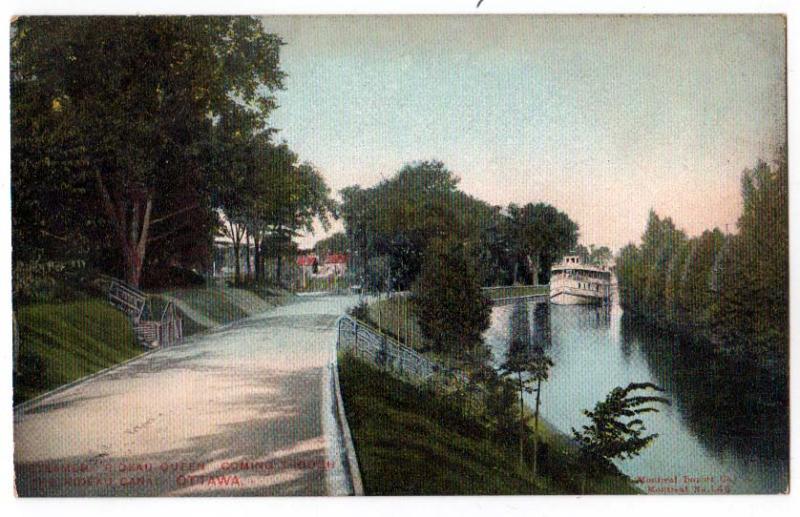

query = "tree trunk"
518;371;525;467
245;231;252;280
95;170;152;287
253;231;262;283
533;377;542;478
276;253;283;287
228;221;242;286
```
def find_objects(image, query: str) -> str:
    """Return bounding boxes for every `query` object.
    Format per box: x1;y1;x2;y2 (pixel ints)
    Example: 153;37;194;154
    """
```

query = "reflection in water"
484;301;788;494
620;313;789;462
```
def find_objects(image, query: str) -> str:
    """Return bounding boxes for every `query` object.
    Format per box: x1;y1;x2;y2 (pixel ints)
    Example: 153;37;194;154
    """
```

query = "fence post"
337;317;342;351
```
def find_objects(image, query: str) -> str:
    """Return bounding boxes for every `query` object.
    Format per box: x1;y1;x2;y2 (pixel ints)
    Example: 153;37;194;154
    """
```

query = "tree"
716;155;788;360
263;152;336;285
314;232;349;259
501;300;554;475
339;160;497;290
214;133;336;286
589;245;613;265
505;203;579;284
210;104;271;285
572;382;670;491
614;154;788;451
12;16;285;286
410;238;491;357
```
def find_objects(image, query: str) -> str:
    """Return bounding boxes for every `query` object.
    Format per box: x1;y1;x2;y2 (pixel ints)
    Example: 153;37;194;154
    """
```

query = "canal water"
484;300;788;494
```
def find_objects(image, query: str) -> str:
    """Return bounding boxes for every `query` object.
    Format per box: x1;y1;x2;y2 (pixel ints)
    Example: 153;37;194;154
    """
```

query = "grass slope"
14;286;291;404
339;354;548;495
156;286;292;336
338;354;637;495
14;299;142;404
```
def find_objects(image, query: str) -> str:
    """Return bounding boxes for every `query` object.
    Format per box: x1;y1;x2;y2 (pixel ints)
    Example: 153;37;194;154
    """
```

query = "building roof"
296;255;318;266
324;253;348;265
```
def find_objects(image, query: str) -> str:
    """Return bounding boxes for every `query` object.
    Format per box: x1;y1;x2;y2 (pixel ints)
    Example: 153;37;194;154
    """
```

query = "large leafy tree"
12;16;285;286
339;160;497;290
411;237;491;357
505;203;579;284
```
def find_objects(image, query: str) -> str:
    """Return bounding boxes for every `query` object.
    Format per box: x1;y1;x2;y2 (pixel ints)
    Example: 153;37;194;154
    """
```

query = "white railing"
336;315;468;384
102;275;183;348
107;278;147;323
482;285;549;306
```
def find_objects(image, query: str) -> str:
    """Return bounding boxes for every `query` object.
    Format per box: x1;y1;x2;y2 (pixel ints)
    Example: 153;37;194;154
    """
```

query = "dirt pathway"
14;295;359;496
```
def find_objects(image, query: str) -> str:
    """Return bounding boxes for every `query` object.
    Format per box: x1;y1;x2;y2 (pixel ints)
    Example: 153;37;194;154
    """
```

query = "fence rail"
107;278;147;323
491;293;549;306
336;315;468;384
101;275;183;349
158;301;183;348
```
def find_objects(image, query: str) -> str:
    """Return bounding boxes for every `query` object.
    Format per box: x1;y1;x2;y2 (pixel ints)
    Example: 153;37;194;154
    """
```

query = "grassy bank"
14;285;293;404
14;299;142;404
338;354;635;495
154;285;292;336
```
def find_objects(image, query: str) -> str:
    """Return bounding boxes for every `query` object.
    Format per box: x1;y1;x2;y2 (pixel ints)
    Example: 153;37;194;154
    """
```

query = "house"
320;253;348;277
212;234;256;278
296;254;318;275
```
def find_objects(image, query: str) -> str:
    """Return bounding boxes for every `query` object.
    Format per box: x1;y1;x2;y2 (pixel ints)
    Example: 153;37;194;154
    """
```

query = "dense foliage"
503;203;579;284
339;160;580;290
12;17;289;289
410;238;492;357
572;383;670;466
339;160;497;290
11;16;336;296
615;154;788;446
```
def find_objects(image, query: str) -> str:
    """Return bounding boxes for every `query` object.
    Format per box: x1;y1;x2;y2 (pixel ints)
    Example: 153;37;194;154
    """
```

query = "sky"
259;15;786;251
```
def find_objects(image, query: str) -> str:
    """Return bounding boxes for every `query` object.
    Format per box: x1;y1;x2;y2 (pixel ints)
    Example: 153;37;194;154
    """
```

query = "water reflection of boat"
549;255;613;305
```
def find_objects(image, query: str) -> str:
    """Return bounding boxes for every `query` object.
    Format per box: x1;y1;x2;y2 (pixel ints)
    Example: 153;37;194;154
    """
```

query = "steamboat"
549;255;613;305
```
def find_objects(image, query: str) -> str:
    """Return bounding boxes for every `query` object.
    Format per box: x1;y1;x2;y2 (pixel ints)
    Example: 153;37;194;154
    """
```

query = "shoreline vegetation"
347;294;639;494
615;155;788;459
337;353;637;495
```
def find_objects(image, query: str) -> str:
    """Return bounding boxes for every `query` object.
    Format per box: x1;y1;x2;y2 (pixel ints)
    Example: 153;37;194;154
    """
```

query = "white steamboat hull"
549;287;607;305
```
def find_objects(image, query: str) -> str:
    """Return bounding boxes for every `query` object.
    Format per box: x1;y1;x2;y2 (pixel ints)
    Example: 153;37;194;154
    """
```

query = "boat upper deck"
551;255;613;276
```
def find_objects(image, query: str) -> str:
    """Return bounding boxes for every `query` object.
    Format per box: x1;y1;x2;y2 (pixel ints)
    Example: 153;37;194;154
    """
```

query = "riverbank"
618;310;789;462
348;294;638;494
485;301;789;493
337;353;636;494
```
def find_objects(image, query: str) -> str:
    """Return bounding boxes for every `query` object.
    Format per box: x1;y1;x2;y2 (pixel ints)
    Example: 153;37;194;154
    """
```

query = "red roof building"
296;255;318;267
324;253;348;265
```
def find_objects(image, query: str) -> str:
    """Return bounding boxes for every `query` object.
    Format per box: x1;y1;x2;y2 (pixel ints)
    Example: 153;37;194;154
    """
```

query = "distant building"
296;254;319;275
212;234;256;277
320;253;348;277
